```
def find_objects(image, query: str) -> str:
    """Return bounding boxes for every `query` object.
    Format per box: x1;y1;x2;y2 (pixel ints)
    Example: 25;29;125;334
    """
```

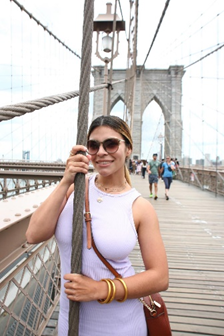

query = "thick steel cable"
68;1;94;335
0;79;127;122
139;0;170;73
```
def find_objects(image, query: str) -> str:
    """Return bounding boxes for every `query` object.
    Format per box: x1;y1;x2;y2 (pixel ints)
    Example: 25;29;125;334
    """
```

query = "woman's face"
88;126;131;177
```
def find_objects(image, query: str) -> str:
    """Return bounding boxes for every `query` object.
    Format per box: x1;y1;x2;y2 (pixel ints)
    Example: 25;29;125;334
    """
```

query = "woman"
26;115;169;336
162;156;175;200
141;160;147;179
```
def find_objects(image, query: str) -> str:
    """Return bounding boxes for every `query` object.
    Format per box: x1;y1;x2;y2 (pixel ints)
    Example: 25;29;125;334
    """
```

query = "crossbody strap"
84;177;121;278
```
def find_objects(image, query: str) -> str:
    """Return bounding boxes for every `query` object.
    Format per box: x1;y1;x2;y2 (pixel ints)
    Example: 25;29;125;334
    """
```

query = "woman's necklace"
95;176;127;203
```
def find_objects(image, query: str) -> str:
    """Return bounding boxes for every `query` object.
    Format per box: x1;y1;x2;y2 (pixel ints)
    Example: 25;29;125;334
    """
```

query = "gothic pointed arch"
92;65;184;159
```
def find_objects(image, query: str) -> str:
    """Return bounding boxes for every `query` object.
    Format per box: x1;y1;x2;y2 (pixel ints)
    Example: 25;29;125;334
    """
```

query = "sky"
0;0;224;163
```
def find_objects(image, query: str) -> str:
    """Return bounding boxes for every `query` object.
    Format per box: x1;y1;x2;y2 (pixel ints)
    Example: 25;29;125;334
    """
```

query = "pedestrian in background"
132;160;136;174
141;160;147;179
129;158;133;174
136;160;142;175
161;156;175;200
159;158;165;179
147;153;160;200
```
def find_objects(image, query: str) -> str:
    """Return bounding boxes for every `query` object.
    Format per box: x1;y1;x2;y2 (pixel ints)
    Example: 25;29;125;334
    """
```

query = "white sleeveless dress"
55;174;147;336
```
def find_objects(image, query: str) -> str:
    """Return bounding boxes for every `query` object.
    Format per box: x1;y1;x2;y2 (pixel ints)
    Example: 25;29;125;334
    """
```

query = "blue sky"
0;0;224;163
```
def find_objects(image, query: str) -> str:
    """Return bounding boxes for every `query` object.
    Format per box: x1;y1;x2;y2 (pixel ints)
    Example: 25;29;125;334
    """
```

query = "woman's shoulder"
133;196;157;229
133;195;155;213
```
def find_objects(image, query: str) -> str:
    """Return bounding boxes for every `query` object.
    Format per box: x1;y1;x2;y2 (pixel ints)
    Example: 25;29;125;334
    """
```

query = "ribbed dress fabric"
55;174;147;335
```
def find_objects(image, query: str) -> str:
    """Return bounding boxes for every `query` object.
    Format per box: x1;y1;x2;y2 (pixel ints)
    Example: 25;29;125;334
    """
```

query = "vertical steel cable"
130;0;138;135
107;0;118;115
68;1;94;335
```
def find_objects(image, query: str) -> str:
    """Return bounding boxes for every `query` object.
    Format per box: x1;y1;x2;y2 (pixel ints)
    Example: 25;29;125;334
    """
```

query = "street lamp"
93;2;125;115
157;133;164;161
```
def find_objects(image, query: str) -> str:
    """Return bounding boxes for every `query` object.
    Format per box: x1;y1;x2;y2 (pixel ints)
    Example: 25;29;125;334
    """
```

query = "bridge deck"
44;175;224;336
131;175;224;336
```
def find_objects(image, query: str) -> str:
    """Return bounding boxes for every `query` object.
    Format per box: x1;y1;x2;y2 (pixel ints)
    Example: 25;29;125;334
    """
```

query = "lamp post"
158;133;164;161
93;2;125;115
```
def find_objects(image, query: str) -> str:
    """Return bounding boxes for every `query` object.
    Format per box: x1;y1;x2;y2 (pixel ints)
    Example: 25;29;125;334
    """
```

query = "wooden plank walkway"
130;175;224;336
43;176;224;335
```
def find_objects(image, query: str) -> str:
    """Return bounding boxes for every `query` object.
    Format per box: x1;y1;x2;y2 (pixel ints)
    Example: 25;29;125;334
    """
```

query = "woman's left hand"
64;273;99;302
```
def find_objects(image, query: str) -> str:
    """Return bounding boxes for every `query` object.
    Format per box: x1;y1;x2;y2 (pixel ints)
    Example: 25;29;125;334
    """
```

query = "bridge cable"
184;42;224;70
145;78;221;168
142;76;224;164
139;0;171;73
130;0;139;134
107;0;118;115
10;0;81;60
160;5;224;66
0;79;128;122
68;1;94;335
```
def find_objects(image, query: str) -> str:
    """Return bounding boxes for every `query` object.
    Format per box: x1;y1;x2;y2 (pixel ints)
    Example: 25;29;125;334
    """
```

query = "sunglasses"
87;138;125;155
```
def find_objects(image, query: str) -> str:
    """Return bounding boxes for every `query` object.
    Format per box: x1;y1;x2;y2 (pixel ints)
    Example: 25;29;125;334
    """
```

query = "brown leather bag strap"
84;176;121;278
84;176;92;250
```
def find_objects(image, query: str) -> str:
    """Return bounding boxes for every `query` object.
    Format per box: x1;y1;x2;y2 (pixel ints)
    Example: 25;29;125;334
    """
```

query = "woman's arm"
119;197;169;298
26;145;91;244
146;164;151;174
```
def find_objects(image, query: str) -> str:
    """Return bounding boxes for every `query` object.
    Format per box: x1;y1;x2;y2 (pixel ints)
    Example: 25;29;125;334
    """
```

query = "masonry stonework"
92;65;184;160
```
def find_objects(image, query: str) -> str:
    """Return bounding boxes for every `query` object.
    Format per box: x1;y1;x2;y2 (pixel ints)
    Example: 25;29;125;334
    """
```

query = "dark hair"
87;115;133;150
87;115;133;185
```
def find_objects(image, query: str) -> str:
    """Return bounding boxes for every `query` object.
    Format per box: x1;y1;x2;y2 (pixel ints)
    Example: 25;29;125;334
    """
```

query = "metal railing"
0;162;94;199
0;238;61;336
0;177;60;200
175;166;224;196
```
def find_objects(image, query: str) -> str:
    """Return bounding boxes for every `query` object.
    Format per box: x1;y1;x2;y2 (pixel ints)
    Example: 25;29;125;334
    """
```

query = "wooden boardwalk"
130;175;224;336
43;176;224;336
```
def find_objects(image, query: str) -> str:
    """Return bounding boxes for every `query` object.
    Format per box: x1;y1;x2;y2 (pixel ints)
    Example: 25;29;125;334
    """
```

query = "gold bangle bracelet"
106;279;116;303
97;279;112;304
115;278;128;303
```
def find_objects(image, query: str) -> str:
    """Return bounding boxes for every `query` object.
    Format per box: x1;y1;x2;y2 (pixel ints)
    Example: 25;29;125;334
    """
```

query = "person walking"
147;153;160;200
26;115;168;336
159;158;165;180
136;160;142;175
132;159;136;174
141;160;147;179
129;158;133;174
161;156;175;200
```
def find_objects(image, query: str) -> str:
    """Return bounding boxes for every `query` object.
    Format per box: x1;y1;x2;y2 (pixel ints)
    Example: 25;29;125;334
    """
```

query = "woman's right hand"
63;145;92;186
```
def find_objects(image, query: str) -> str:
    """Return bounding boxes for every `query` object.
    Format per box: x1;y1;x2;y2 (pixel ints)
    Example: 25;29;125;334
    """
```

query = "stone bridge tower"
92;65;185;159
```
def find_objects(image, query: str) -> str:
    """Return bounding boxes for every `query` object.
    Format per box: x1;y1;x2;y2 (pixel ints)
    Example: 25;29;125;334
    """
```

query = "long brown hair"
87;115;133;185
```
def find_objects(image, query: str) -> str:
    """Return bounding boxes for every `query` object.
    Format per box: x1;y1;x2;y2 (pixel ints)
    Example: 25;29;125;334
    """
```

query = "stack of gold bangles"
97;278;128;304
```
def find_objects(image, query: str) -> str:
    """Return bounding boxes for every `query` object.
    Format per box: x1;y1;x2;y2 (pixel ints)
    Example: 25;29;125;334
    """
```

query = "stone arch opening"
92;65;184;160
110;98;125;119
141;99;164;161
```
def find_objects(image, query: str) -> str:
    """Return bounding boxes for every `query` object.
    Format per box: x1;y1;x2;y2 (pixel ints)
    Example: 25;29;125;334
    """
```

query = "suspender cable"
139;0;170;73
130;0;139;134
68;1;94;335
10;0;81;59
107;0;118;115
